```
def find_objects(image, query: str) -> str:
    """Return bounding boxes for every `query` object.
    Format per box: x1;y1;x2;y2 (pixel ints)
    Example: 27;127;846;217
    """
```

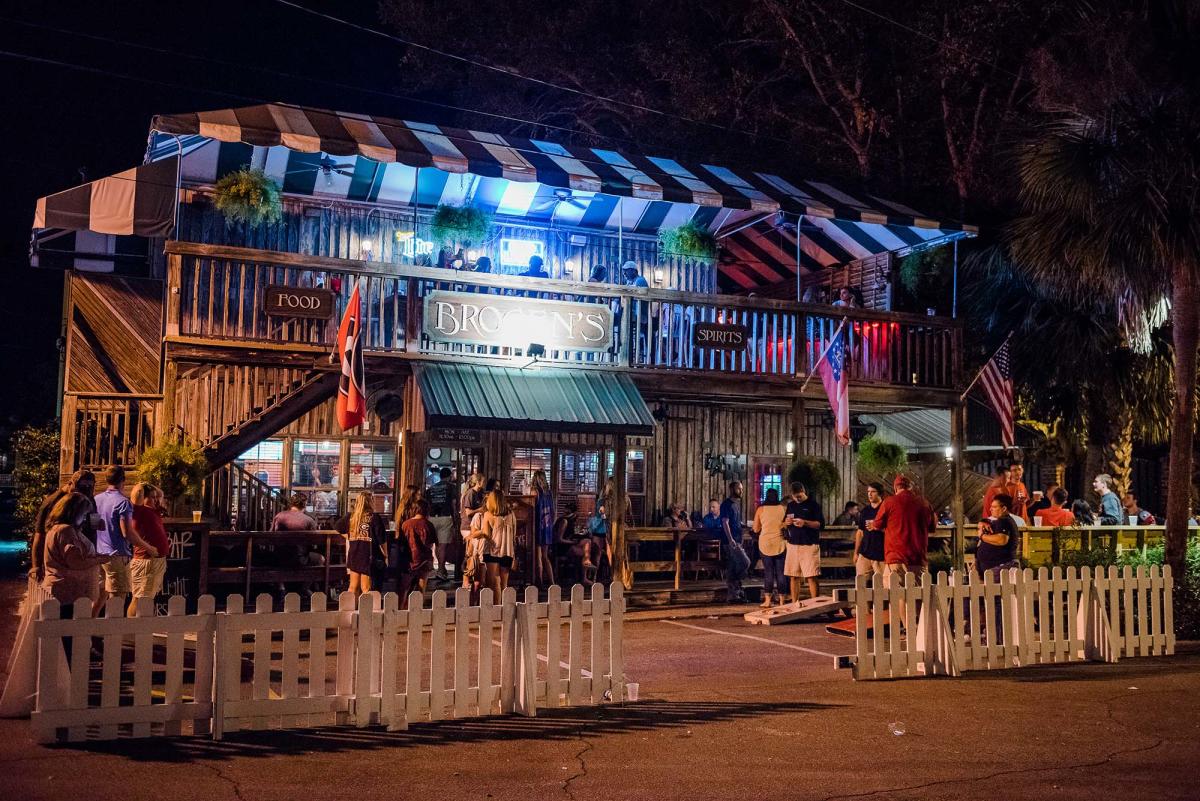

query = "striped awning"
33;157;177;238
415;363;655;435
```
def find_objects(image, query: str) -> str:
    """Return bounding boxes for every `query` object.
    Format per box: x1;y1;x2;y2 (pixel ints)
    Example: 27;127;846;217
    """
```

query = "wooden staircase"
203;461;289;530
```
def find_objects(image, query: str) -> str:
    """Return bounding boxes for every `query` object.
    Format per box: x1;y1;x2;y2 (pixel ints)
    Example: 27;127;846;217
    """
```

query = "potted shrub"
857;435;907;477
213;167;283;227
135;440;209;518
787;456;841;504
429;203;492;249
658;220;718;263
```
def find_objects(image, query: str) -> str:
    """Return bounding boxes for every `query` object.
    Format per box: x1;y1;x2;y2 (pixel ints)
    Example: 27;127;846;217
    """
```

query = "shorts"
483;555;514;569
430;515;455;545
884;562;926;584
102;556;132;594
855;555;885;577
784;543;820;579
130;557;167;598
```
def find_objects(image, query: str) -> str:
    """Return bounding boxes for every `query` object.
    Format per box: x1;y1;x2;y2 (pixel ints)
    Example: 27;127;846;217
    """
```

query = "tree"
13;420;60;538
1004;1;1200;577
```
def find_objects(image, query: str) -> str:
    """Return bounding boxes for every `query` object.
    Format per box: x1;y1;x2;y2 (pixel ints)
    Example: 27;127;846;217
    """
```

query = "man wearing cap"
621;260;649;287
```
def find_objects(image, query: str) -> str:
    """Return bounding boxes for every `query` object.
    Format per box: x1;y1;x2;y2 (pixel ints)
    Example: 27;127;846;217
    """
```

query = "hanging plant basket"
213;167;282;227
135;439;209;516
658;221;718;263
429;203;493;247
787;456;841;502
857;435;908;476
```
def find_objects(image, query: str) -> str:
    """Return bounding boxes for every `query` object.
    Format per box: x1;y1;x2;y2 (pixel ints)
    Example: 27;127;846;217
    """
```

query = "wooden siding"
66;273;162;393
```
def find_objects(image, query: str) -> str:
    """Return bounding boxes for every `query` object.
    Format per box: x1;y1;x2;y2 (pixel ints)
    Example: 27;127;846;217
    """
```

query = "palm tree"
1005;97;1200;577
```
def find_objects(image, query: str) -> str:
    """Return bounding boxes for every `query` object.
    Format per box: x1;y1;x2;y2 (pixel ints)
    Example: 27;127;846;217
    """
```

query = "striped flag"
979;339;1014;448
335;282;366;431
818;325;850;446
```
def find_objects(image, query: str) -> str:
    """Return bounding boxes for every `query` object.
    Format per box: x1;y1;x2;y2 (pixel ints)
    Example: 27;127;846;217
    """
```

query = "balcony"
165;241;962;393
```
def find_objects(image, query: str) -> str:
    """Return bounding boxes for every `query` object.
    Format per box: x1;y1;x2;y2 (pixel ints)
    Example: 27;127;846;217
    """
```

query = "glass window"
349;442;397;516
509;447;552;495
292;439;341;518
561;448;603;520
604;448;647;525
236;440;284;488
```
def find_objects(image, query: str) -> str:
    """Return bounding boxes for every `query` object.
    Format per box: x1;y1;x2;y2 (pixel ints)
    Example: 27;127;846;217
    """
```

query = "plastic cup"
1128;515;1138;527
192;510;203;523
626;682;639;702
1033;516;1043;527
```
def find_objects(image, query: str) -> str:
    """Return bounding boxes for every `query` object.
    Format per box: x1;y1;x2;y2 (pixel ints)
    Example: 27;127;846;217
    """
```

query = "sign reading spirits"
264;285;335;319
423;290;614;352
693;321;749;351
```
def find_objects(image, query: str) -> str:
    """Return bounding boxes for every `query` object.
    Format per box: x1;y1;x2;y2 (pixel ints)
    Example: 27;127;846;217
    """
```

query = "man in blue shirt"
94;466;157;606
1093;473;1123;525
719;481;749;603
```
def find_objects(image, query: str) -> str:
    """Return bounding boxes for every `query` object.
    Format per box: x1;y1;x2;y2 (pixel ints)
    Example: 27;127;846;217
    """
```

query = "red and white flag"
818;325;850;446
978;338;1014;448
335;282;366;431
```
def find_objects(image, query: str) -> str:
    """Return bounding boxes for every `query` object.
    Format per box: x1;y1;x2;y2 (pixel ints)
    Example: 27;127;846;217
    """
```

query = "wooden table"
625;527;690;589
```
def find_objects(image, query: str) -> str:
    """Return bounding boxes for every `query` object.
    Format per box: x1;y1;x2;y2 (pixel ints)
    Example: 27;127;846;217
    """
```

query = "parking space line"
660;620;844;659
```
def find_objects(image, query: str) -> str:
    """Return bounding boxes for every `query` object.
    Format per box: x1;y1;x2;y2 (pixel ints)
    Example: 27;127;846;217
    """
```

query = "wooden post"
790;396;806;457
950;402;967;570
612;434;630;588
165;253;182;337
159;360;179;442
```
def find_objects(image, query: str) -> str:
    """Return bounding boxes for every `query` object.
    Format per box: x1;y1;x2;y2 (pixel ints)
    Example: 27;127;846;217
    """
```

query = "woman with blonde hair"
478;489;517;597
531;470;555;587
345;490;385;596
460;473;487;591
128;483;170;616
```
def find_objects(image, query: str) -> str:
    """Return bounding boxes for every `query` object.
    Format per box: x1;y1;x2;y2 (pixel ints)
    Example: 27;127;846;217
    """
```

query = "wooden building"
33;103;976;575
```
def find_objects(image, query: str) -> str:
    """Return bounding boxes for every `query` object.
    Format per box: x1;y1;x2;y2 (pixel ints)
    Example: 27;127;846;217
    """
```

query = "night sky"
0;0;433;427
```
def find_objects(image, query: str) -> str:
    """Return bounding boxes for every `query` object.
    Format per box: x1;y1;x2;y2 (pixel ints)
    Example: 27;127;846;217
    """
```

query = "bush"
429;203;492;247
12;420;60;538
658;221;718;262
787;457;840;504
857;435;907;475
214;167;282;227
135;441;208;511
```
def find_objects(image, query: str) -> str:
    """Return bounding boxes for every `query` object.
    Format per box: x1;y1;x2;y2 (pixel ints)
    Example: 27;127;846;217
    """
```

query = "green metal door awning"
415;363;655;435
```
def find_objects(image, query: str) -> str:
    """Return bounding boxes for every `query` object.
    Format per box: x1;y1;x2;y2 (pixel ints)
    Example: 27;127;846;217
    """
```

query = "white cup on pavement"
626;682;639;702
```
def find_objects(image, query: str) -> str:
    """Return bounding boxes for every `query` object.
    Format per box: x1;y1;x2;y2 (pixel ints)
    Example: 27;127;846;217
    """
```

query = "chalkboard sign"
155;521;209;613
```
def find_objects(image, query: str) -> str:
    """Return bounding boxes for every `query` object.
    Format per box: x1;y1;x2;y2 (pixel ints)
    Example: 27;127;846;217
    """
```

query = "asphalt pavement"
2;575;1198;801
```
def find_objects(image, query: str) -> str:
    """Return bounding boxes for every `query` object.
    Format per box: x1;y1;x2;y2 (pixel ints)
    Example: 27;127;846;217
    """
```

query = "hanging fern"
429;203;493;247
857;435;908;475
787;457;841;501
136;440;208;508
213;167;282;227
658;221;718;262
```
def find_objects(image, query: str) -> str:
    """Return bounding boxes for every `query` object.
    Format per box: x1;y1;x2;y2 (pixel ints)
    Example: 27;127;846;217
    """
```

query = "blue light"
0;540;29;554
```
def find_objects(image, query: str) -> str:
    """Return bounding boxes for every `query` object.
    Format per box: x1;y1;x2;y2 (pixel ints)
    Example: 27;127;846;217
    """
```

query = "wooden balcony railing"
166;242;962;390
62;393;160;473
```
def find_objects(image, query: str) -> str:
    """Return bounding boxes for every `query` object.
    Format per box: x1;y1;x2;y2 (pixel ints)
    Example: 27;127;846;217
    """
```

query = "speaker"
368;387;404;423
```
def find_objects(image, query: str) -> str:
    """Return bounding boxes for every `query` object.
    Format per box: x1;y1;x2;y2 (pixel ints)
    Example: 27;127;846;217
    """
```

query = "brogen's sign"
423;290;613;352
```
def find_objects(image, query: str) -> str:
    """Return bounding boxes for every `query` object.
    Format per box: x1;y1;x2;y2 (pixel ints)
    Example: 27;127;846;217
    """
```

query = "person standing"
41;492;112;612
30;469;96;585
1004;463;1030;521
832;501;860;526
128;483;169;617
94;467;157;610
398;497;436;606
870;475;935;584
702;498;748;602
981;466;1011;520
480;489;517;597
621;261;649;288
520;254;549;278
1093;474;1123;525
531;470;555;587
1121;491;1157;525
975;493;1021;579
720;481;752;574
854;482;887;578
783;482;824;603
426;467;460;581
751;488;787;608
344;490;386;596
459;473;486;590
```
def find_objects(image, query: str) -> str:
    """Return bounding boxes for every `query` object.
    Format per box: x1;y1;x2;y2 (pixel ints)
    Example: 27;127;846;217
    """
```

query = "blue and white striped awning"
147;103;975;291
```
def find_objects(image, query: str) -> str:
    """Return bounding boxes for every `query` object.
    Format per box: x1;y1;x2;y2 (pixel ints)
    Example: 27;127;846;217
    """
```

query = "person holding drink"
1004;463;1029;522
783;482;824;603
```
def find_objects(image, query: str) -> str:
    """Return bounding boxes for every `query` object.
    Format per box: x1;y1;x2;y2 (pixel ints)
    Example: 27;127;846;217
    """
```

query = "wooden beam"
950;402;967;570
612;433;630;589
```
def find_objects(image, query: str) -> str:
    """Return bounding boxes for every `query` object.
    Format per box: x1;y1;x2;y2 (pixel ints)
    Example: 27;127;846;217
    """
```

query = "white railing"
20;583;625;743
839;565;1175;680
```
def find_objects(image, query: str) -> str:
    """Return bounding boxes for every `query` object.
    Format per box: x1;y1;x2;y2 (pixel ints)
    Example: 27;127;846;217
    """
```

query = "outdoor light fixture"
359;240;374;259
565;259;577;275
786;439;795;455
944;446;954;460
653;268;665;284
522;342;547;369
467;249;478;262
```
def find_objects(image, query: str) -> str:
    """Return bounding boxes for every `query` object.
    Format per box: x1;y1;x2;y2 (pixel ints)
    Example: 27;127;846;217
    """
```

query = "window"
349;442;396;516
236;440;284;488
509;447;552;495
605;449;647;525
292;439;341;518
562;449;603;520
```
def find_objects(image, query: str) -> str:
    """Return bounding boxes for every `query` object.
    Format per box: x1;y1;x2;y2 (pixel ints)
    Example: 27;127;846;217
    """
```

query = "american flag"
979;338;1014;448
818;324;850;446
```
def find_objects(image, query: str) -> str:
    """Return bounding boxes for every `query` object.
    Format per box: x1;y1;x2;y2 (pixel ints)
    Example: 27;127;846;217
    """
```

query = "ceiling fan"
530;187;589;214
771;210;824;235
285;154;357;186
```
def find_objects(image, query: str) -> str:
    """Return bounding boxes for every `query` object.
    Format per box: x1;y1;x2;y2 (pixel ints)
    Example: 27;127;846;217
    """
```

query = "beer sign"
693;322;749;351
423;290;614;352
264;285;335;319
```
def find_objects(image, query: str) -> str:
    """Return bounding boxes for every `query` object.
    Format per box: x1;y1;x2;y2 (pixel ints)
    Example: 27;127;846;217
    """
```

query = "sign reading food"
264;285;335;319
423;290;614;352
693;321;749;351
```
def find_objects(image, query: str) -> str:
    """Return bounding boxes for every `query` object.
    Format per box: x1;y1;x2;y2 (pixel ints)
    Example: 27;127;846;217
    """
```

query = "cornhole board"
825;611;890;638
743;595;846;625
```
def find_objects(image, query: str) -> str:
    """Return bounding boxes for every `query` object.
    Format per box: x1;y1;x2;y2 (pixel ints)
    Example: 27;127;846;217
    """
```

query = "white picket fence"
23;583;625;743
841;565;1175;680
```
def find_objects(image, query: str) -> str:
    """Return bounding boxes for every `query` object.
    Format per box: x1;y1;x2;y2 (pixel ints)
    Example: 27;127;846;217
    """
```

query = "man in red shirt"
981;466;1010;521
870;475;935;581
